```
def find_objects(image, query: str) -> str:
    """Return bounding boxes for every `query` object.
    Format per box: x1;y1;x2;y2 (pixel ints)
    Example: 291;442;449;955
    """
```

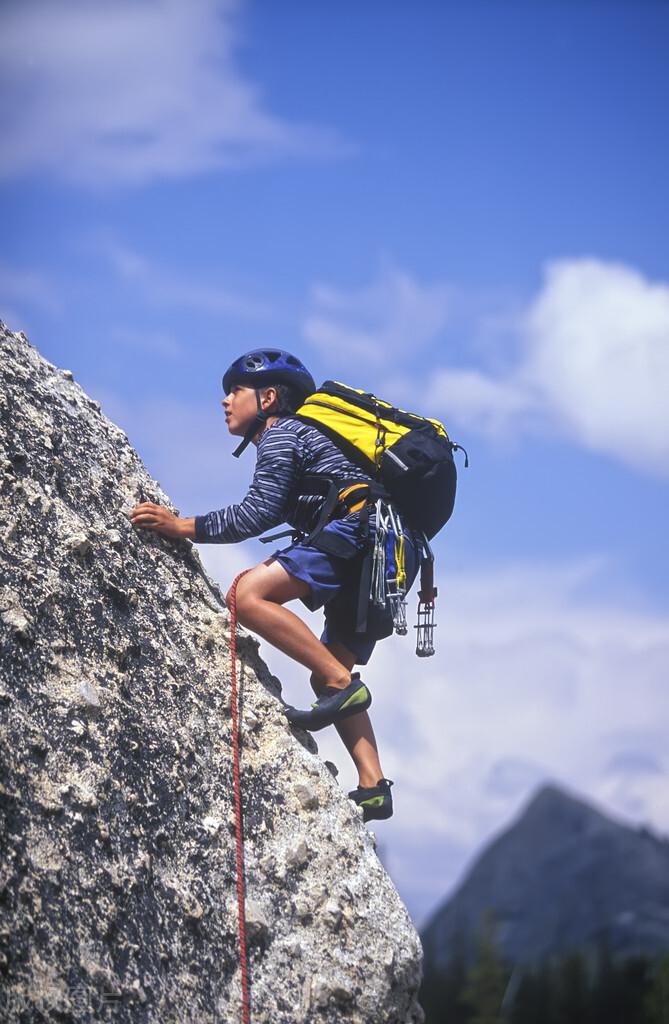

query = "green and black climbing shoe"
284;673;371;732
348;778;394;822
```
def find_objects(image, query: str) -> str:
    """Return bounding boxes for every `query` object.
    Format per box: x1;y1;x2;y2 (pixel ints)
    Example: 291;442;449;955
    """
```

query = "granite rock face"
0;322;423;1023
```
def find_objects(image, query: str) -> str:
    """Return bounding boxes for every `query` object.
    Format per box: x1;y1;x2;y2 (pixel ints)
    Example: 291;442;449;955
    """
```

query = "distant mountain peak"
519;781;610;831
422;783;669;968
526;780;578;807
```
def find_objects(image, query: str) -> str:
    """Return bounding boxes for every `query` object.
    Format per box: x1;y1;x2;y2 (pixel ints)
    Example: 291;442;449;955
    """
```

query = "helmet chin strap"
232;389;271;458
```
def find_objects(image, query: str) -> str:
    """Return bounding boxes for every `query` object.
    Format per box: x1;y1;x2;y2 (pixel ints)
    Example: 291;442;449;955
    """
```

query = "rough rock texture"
0;322;423;1023
422;783;669;970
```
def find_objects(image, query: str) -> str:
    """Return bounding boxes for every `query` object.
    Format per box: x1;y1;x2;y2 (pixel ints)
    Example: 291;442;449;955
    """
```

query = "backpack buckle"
334;483;372;517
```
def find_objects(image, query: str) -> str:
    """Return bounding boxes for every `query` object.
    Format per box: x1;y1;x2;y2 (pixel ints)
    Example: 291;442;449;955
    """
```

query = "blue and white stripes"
194;417;373;544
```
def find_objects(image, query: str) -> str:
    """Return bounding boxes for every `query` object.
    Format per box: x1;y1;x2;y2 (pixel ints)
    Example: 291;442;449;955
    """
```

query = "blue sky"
2;0;668;926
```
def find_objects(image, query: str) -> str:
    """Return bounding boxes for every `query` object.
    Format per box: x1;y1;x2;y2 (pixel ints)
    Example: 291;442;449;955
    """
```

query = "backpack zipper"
385;448;409;471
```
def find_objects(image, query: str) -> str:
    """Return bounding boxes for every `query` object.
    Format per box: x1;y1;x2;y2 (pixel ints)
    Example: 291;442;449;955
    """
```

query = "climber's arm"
129;425;302;544
129;503;195;540
193;426;302;544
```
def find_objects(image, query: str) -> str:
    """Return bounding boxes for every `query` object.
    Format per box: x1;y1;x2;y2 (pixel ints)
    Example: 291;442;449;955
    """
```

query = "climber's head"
222;383;281;438
221;349;316;457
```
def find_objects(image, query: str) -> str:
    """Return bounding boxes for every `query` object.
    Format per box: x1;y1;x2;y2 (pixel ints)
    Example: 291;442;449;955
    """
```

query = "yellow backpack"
295;380;466;540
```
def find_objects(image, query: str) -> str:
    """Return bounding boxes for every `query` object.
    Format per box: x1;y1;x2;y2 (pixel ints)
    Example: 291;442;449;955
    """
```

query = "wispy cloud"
484;757;550;799
303;265;454;376
0;0;347;187
109;326;184;361
0;264;63;327
425;366;537;436
99;237;273;320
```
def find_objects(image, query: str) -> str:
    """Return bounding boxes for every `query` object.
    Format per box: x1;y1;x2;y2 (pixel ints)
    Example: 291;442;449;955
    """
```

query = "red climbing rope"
228;568;253;1024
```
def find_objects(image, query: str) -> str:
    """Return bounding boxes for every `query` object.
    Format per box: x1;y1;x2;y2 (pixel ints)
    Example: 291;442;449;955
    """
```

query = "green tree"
462;910;510;1024
591;952;651;1024
421;953;470;1024
510;964;556;1024
645;955;669;1024
555;952;591;1024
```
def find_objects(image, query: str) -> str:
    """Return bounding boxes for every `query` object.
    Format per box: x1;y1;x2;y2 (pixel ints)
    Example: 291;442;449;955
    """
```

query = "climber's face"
222;384;278;440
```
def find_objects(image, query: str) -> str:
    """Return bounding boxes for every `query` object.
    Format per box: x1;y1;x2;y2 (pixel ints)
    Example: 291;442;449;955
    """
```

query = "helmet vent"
244;354;265;371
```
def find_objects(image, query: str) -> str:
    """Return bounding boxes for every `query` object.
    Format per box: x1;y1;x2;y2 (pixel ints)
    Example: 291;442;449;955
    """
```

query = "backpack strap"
259;476;384;548
301;477;389;549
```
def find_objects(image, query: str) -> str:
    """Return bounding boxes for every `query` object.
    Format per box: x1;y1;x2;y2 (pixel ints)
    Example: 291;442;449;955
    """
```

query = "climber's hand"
129;502;185;539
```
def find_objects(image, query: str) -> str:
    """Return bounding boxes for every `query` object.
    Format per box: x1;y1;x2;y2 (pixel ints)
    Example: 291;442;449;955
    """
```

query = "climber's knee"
225;581;257;623
227;560;310;615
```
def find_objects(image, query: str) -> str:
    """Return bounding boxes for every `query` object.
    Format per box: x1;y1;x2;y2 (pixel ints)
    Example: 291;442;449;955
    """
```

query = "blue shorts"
271;513;421;665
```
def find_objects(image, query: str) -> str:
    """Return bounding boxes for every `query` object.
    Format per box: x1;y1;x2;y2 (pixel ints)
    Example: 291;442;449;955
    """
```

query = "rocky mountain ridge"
0;321;423;1023
422;783;669;971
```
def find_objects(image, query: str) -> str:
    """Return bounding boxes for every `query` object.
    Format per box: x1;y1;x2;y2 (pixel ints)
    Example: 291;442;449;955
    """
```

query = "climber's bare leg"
229;561;383;786
310;640;385;790
227;559;351;689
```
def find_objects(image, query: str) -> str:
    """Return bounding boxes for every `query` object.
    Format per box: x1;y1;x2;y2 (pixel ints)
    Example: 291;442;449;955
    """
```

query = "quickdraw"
369;499;408;636
386;503;408;636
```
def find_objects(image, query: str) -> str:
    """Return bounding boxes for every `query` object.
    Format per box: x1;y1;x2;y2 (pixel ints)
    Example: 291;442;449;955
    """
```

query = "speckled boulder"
0;321;423;1024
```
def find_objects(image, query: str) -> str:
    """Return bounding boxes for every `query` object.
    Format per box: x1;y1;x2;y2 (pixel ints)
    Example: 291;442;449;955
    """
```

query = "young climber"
130;349;420;821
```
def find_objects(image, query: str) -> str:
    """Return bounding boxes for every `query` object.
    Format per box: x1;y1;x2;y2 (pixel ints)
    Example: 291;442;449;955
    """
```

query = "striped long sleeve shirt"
194;417;375;544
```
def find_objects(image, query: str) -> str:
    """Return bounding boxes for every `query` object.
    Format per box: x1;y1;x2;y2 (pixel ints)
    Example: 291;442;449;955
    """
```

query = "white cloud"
524;259;669;472
425;366;536;437
428;258;669;476
303;266;453;376
0;0;345;186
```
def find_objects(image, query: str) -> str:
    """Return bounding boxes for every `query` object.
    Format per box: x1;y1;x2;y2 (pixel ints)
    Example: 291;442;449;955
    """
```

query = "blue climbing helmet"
222;348;316;457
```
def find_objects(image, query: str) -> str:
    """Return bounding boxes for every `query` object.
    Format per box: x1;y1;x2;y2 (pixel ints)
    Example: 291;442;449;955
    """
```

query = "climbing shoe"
284;673;371;732
348;778;394;822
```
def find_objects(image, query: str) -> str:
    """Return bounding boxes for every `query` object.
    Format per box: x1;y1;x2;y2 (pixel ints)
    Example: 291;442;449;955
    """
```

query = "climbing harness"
228;569;253;1024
